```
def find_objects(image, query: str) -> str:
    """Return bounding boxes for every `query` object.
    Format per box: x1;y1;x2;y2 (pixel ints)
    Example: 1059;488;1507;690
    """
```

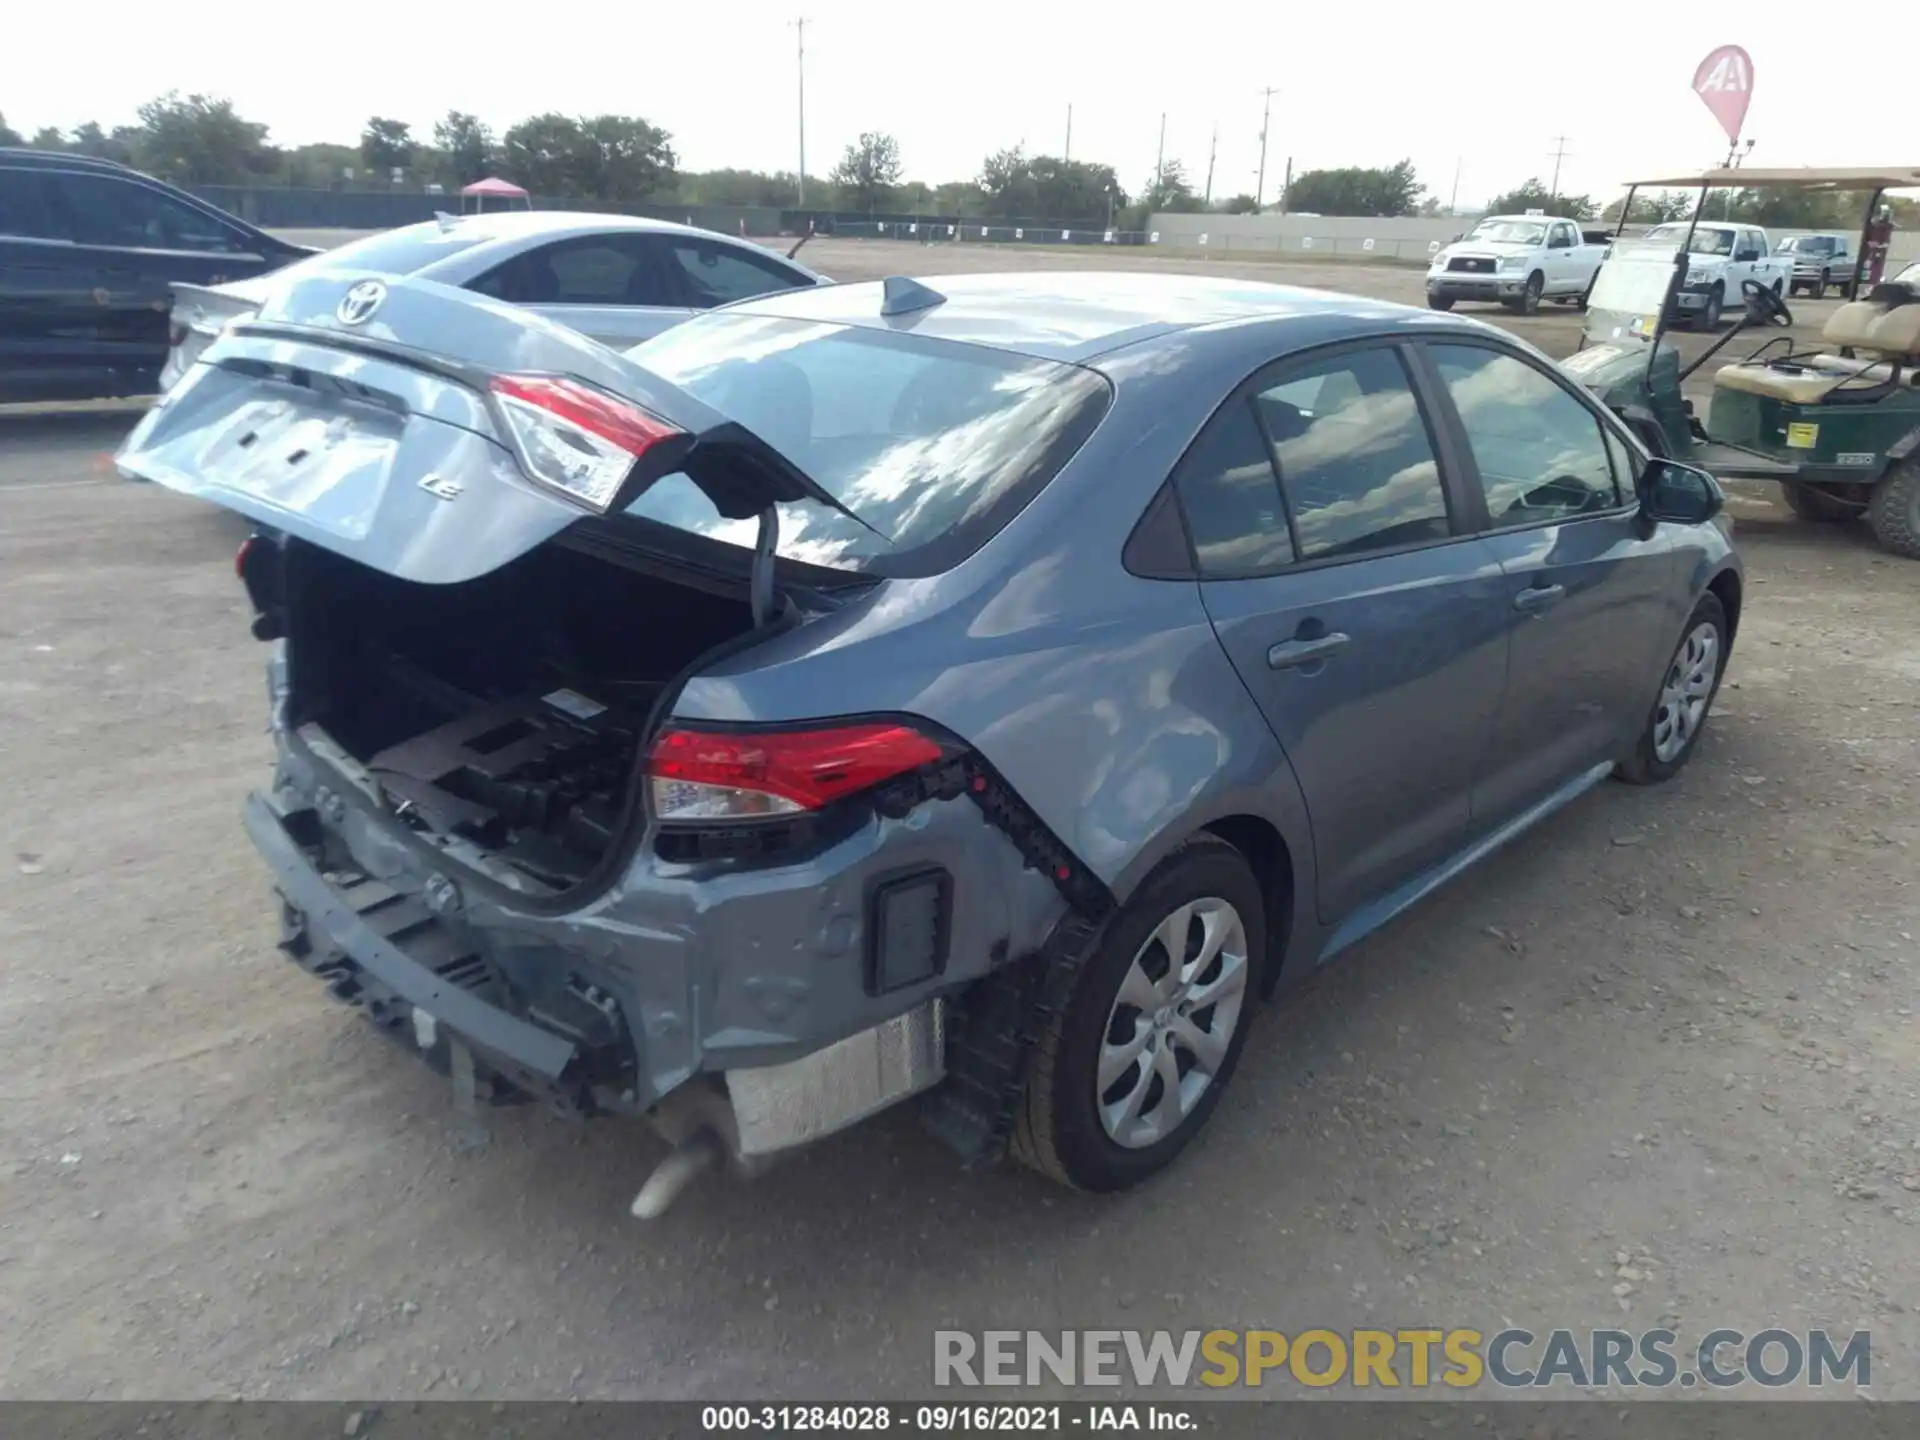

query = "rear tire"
1427;294;1455;311
1012;837;1264;1192
1782;482;1861;523
1868;459;1920;560
1615;593;1729;786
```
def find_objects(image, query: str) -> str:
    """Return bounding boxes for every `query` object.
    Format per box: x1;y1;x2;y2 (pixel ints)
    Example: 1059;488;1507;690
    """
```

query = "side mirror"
1639;458;1724;525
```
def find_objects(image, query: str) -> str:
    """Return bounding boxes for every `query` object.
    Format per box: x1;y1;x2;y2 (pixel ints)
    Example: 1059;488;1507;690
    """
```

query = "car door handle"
1513;583;1566;613
1267;633;1350;669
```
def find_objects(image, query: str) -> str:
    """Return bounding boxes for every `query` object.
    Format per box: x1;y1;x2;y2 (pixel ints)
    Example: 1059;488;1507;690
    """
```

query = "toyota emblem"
335;280;387;326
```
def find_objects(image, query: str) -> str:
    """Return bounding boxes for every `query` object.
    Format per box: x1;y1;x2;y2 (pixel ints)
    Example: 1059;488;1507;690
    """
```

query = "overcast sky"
1;2;1889;208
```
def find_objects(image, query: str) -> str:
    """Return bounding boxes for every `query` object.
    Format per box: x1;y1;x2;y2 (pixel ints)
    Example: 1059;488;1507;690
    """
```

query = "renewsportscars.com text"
932;1328;1871;1391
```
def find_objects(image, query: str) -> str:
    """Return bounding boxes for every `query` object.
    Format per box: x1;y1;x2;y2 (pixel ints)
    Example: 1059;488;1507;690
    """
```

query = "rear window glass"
616;314;1112;576
286;222;490;277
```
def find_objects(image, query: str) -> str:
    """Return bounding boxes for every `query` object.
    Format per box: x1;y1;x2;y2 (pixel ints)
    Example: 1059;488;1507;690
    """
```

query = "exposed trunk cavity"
282;535;760;893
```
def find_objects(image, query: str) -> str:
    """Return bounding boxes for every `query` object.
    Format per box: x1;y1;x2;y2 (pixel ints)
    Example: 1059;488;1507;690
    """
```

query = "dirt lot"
4;240;1919;1402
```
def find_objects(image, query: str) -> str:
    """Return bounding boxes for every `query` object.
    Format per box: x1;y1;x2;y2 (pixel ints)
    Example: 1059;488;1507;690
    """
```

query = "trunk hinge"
750;504;778;629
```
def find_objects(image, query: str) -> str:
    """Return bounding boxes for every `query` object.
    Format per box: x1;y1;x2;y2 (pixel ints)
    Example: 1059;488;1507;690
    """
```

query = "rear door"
46;168;271;394
0;165;102;401
467;231;695;348
1416;340;1680;824
1178;340;1513;924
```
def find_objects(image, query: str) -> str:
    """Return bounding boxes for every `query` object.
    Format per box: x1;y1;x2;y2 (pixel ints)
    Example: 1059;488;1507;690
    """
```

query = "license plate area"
202;394;403;540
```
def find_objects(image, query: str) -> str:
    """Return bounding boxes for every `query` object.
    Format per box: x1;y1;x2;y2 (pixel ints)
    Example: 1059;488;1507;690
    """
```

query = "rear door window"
470;234;680;307
55;173;247;253
1173;401;1294;575
1255;346;1452;561
0;169;62;240
661;237;807;307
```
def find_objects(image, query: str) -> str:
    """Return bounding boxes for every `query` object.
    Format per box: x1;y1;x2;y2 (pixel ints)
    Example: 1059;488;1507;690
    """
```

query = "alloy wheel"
1097;897;1250;1150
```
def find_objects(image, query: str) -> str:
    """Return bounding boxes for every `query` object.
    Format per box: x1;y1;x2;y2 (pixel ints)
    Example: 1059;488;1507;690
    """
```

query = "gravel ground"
2;241;1917;1402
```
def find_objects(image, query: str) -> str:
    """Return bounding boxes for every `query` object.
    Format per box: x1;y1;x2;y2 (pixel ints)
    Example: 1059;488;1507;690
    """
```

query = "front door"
1176;341;1512;923
1418;341;1683;824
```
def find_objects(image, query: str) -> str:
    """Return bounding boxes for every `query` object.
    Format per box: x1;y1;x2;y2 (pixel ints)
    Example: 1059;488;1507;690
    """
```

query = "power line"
1255;87;1276;210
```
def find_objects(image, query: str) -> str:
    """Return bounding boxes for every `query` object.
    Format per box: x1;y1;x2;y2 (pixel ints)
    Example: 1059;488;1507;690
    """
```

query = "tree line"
3;97;1909;230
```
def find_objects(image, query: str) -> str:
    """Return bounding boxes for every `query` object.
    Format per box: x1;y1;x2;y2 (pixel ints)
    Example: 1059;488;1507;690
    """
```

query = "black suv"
0;149;313;403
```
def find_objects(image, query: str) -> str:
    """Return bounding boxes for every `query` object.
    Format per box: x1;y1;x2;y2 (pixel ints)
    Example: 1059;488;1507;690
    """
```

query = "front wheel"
1013;837;1263;1192
1868;459;1920;559
1615;593;1729;786
1818;268;1831;297
1699;284;1724;330
1517;271;1544;315
1427;293;1455;311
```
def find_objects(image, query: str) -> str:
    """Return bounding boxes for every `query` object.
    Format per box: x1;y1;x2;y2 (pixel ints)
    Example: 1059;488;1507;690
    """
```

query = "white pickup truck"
1642;220;1794;329
1425;214;1610;315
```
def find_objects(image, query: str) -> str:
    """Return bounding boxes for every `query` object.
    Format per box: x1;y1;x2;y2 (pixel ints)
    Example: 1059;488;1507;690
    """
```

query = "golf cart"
1561;166;1920;558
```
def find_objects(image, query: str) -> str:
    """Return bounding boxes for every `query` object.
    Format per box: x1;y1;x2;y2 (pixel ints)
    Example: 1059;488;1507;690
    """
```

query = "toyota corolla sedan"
116;268;1741;1214
159;209;829;392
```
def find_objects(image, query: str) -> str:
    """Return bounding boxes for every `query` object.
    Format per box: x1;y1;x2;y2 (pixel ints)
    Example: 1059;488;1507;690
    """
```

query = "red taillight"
646;723;946;822
488;373;685;511
234;534;257;579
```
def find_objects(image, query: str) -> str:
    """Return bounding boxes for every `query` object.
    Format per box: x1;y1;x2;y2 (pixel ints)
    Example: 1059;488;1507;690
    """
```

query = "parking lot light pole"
793;16;808;207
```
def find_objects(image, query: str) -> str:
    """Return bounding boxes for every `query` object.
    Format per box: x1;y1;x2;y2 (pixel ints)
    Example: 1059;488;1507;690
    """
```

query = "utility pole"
792;17;808;206
1155;113;1166;185
1547;135;1571;202
1255;86;1275;211
1064;103;1072;162
1204;123;1217;206
1449;156;1462;215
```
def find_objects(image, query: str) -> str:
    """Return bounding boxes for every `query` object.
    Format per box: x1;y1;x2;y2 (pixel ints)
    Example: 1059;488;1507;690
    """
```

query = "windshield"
618;314;1112;577
1779;236;1835;255
1465;219;1546;246
1571;236;1683;353
1649;223;1734;256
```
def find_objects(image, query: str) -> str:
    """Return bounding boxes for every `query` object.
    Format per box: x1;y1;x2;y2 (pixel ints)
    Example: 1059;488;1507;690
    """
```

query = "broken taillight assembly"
645;722;947;824
488;373;685;512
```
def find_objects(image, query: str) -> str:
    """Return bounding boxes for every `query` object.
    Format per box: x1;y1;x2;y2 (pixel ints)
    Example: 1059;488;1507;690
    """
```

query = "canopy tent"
1613;167;1920;292
1621;167;1920;192
459;176;532;214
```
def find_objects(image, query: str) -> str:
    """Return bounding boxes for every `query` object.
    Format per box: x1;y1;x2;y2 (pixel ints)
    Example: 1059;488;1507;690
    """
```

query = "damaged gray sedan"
117;264;1741;1213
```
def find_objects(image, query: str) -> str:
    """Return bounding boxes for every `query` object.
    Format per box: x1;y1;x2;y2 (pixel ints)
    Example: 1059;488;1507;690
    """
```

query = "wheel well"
1202;815;1295;996
1708;568;1743;643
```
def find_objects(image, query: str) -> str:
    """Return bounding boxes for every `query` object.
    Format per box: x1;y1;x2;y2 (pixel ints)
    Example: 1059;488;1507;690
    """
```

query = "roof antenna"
880;276;947;317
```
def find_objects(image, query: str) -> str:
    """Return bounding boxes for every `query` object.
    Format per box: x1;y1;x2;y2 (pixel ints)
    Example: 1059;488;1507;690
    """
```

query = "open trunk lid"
118;270;848;587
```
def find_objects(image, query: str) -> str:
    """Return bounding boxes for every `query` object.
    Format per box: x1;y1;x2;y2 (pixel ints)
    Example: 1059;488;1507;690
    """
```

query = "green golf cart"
1560;166;1920;558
